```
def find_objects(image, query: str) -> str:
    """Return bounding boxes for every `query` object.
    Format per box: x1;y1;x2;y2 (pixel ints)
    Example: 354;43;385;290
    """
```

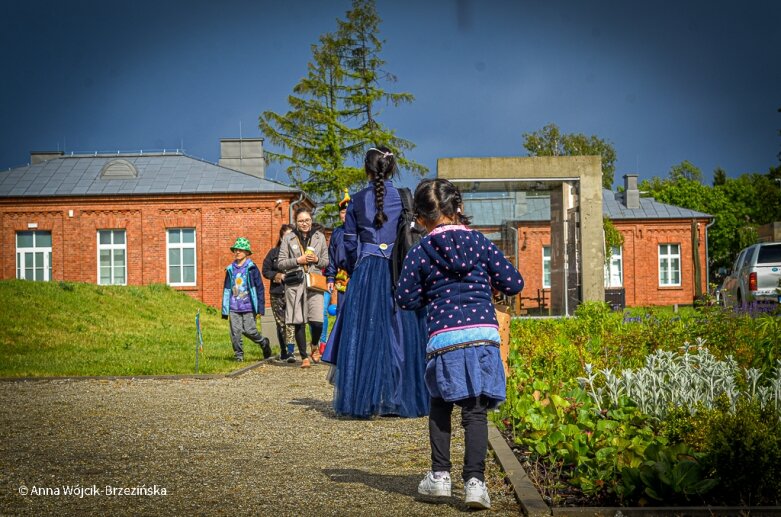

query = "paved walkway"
0;362;522;516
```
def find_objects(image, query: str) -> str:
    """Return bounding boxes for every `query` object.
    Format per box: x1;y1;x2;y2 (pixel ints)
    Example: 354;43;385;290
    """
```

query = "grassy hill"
0;280;270;377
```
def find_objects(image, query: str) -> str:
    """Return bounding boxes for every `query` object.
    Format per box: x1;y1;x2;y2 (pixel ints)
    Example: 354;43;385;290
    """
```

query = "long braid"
372;168;387;228
365;146;396;229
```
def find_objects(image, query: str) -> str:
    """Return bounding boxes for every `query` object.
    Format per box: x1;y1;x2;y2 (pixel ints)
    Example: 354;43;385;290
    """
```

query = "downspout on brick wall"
692;219;702;299
705;217;716;289
289;192;305;224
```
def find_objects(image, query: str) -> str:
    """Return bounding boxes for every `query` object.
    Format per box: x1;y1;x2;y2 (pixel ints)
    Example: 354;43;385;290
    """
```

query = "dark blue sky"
1;0;779;189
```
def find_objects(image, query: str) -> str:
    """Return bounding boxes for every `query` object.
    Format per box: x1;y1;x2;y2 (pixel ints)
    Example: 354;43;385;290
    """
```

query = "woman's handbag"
305;271;328;293
284;269;305;286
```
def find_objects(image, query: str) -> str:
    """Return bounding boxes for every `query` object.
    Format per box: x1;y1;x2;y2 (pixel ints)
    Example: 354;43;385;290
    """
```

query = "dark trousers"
270;294;287;357
429;395;489;482
293;322;323;358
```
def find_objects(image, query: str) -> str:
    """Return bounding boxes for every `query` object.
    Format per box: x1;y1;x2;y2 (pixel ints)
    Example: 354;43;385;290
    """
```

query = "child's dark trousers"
429;394;490;482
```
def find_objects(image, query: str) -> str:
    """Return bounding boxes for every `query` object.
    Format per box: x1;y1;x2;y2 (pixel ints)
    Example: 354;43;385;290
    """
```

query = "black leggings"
429;395;490;482
293;322;323;358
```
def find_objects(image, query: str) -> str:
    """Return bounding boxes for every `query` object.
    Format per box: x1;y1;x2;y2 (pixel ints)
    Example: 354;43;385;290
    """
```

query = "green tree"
259;0;425;221
522;123;617;189
336;0;427;177
669;160;703;183
259;34;361;203
713;167;727;186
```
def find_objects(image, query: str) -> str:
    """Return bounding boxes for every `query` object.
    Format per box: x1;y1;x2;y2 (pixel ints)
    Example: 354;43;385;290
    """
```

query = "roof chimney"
623;174;640;209
30;151;64;165
218;138;265;178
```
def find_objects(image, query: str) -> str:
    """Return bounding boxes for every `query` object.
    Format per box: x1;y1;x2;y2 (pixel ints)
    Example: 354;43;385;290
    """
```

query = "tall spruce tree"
336;0;427;177
259;0;425;220
259;34;362;204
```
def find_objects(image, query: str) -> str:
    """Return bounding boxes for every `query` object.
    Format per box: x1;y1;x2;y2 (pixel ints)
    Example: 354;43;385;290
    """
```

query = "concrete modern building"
0;139;308;310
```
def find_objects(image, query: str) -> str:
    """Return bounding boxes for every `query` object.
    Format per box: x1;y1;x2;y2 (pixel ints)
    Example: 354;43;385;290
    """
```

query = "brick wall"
615;219;709;306
0;193;294;308
2;194;711;310
504;218;710;310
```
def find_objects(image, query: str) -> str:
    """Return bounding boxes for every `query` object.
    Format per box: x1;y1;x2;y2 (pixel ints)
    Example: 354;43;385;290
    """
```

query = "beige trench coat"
277;230;329;324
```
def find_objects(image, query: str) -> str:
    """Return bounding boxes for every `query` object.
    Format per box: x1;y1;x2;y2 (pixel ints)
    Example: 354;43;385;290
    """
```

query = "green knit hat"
230;237;252;254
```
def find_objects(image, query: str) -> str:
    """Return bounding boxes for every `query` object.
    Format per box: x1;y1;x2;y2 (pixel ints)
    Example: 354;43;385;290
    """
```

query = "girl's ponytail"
453;190;471;226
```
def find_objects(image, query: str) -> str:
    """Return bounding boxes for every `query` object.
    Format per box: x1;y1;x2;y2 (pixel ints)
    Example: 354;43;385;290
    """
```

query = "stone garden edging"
488;423;551;516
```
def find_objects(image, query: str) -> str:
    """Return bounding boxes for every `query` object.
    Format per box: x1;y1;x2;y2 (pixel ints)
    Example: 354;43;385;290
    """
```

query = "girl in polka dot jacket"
395;178;524;509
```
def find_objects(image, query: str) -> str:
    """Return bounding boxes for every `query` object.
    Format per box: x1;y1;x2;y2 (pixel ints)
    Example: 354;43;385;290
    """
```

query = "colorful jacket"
395;224;523;337
221;258;265;318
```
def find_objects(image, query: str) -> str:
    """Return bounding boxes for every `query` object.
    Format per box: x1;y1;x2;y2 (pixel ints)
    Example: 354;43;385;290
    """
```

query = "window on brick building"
658;244;681;286
542;246;551;288
604;246;623;288
167;228;196;286
16;231;52;281
98;230;126;285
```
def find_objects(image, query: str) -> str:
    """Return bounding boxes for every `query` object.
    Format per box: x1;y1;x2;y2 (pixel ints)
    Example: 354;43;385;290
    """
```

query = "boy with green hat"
221;237;272;362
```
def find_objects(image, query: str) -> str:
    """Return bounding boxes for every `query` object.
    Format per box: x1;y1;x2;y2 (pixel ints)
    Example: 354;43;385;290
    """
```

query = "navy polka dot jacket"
395;224;524;337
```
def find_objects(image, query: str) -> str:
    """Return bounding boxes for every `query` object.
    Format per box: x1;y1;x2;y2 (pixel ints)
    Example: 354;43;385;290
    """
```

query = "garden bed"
495;302;781;512
492;424;781;516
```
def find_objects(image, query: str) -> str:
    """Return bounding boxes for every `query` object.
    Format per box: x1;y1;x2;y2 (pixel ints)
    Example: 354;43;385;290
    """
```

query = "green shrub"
703;398;781;505
619;443;716;505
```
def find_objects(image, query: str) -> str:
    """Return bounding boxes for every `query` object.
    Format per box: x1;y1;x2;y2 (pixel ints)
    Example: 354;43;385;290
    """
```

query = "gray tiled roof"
462;189;712;226
602;189;712;219
0;153;298;197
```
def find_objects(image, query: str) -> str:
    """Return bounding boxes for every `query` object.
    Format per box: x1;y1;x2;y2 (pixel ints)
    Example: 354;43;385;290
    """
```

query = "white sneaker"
464;477;490;509
417;471;451;497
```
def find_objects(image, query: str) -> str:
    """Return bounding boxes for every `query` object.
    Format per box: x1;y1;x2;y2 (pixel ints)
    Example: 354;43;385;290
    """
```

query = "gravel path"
0;363;521;516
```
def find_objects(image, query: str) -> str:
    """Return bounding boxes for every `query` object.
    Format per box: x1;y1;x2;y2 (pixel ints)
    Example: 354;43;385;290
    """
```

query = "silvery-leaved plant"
578;338;781;418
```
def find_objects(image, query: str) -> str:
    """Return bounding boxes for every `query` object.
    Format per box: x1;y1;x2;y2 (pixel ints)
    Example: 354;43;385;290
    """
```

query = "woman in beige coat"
277;207;329;368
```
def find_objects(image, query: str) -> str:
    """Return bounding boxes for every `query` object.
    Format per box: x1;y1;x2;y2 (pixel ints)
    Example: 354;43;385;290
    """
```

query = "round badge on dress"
379;243;388;250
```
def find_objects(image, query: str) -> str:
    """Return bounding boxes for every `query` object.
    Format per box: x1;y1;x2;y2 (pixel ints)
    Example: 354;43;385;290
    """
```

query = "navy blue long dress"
326;182;429;418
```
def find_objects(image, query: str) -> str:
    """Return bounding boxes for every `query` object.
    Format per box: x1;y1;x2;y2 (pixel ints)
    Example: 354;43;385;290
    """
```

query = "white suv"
721;242;781;307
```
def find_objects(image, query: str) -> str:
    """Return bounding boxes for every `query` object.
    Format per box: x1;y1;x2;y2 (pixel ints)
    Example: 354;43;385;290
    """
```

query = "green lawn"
0;280;277;377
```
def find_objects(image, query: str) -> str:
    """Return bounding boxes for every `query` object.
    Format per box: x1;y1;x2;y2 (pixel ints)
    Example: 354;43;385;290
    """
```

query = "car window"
742;246;757;269
733;250;746;271
757;244;781;264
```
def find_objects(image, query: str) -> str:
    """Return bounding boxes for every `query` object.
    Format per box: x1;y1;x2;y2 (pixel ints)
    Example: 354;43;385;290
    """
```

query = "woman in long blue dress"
327;147;429;418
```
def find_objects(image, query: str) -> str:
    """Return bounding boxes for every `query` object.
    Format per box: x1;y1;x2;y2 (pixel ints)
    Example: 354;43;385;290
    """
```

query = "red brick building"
3;147;713;313
0;143;306;309
464;175;712;312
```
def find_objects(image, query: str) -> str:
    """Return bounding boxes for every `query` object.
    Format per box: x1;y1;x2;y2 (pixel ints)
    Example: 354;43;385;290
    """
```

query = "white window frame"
166;228;197;286
542;245;551;288
97;230;127;285
604;245;623;288
658;243;681;287
16;231;52;282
